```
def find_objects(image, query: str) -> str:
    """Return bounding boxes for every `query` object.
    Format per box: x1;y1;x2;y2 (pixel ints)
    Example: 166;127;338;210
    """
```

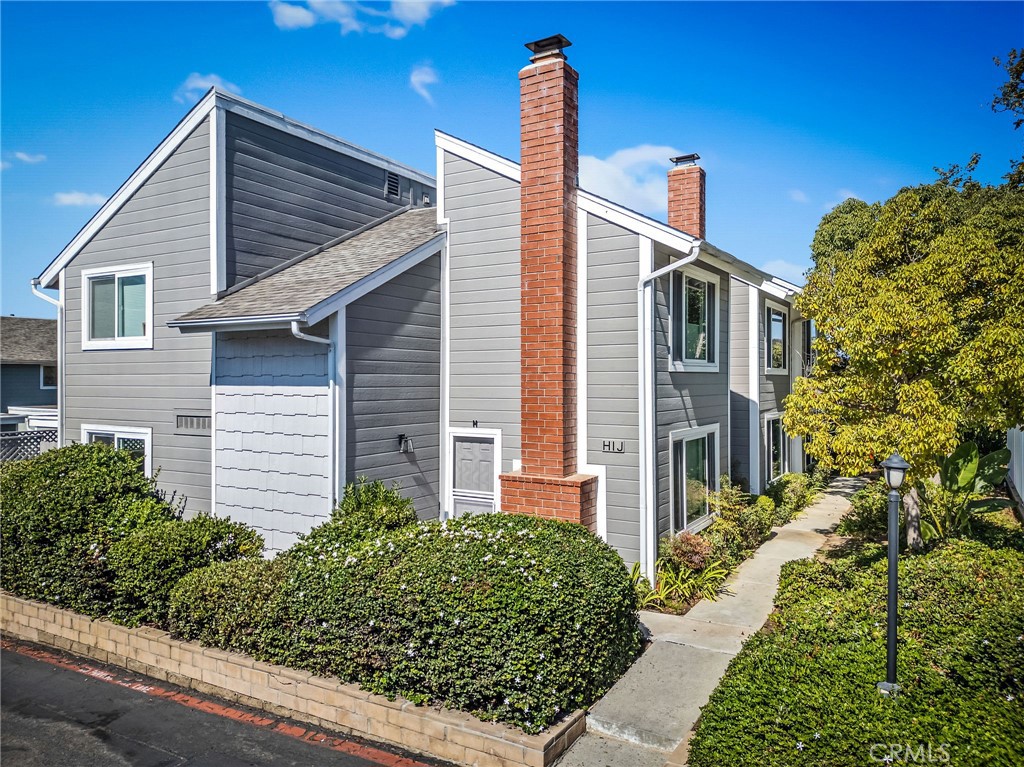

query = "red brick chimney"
667;154;706;238
499;34;597;529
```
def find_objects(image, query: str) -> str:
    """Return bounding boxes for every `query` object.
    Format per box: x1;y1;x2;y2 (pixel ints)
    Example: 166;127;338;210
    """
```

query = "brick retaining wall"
0;592;585;767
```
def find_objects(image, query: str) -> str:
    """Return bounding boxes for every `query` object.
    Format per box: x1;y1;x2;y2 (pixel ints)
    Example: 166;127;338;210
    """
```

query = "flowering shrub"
174;513;642;733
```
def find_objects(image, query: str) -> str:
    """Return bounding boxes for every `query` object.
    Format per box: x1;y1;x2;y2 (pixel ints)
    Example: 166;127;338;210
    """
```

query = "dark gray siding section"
585;215;641;563
225;113;434;287
63;118;212;514
759;292;794;484
215;330;330;553
443;152;521;473
729;279;752;489
653;249;731;538
1;364;57;412
346;253;441;520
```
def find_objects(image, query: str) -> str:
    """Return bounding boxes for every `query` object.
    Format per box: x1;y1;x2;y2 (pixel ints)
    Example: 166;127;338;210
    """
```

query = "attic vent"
175;413;211;435
385;171;401;197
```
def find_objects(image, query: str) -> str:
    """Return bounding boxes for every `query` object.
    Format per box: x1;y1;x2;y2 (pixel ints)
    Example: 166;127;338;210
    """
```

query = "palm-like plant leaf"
942;441;979;492
974;448;1011;493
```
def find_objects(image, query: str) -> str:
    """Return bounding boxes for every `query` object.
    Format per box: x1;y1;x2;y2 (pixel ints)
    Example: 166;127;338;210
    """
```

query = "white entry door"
451;434;497;517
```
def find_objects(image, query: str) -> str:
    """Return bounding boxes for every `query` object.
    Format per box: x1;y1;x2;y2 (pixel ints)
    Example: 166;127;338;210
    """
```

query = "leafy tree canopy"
784;179;1024;478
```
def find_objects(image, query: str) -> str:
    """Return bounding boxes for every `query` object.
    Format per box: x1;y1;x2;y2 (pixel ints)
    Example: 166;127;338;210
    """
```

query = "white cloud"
54;191;107;207
824;188;862;211
410;63;438;105
760;258;809;286
579;144;681;216
0;161;11;171
14;152;46;164
788;188;808;204
174;73;241;104
269;0;453;37
269;0;317;29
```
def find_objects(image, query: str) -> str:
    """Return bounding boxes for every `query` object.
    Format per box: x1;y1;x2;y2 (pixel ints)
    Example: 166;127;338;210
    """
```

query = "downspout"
636;240;703;583
30;278;59;307
290;321;337;508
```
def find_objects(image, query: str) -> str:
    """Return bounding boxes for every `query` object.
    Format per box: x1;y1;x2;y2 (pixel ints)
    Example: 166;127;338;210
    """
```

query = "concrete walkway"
555;477;864;767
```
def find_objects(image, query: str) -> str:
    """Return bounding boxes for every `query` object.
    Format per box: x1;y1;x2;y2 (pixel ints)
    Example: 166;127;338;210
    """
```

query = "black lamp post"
877;452;910;696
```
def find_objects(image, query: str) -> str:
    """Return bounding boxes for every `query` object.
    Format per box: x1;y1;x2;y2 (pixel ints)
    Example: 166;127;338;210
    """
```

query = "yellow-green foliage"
785;181;1024;479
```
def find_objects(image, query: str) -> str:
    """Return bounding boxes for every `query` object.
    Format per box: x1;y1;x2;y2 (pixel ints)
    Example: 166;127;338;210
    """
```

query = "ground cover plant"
687;510;1024;767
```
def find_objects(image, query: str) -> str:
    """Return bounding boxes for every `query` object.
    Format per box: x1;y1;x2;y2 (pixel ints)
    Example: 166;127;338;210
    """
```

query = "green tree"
784;182;1024;479
992;48;1024;187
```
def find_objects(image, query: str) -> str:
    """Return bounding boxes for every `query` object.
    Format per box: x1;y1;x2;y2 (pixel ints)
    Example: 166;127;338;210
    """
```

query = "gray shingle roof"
172;207;441;325
0;317;57;364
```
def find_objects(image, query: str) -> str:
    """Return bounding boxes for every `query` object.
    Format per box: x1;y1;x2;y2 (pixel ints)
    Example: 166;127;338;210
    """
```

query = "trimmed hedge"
0;443;262;624
172;513;643;733
688;525;1024;767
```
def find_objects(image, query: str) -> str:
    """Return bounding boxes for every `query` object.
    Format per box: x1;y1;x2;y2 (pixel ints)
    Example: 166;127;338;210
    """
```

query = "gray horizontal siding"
585;214;642;564
347;253;441;520
443;151;521;474
225;113;434;286
729;279;753;489
654;248;731;538
215;330;330;554
62;117;212;514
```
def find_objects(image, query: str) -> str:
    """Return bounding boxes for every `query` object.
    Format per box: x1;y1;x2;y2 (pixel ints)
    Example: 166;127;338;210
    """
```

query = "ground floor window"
766;415;786;484
81;424;152;476
671;425;718;532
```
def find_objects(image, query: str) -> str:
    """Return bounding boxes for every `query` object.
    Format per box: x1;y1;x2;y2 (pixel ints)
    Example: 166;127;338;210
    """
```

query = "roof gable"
0;317;57;364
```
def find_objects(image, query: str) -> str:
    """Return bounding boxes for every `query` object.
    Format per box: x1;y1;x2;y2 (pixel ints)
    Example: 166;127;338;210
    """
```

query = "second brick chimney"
499;34;597;529
667;153;706;239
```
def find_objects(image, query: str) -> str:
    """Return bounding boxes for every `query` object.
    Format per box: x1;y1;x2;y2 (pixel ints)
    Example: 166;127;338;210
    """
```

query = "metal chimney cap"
525;34;572;61
670;153;701;166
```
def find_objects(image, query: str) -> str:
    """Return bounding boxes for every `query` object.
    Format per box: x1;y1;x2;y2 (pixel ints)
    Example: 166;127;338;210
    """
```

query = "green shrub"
702;479;776;568
169;558;288;656
287;476;417;558
808;463;832;492
176;513;642;733
659;530;713;572
687;537;1024;767
107;514;264;626
763;472;815;523
0;444;175;615
836;479;891;539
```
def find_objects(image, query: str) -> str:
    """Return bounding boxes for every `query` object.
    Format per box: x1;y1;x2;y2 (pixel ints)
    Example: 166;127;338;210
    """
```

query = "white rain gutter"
30;278;59;307
290;321;338;508
636;240;703;583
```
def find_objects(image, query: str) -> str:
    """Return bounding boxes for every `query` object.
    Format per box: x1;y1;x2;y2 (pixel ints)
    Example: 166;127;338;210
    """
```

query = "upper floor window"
40;365;57;389
670;265;719;372
765;300;788;374
802;319;817;376
81;263;153;350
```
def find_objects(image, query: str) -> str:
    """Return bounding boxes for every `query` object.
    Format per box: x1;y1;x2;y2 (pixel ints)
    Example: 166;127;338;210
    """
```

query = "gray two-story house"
36;36;807;573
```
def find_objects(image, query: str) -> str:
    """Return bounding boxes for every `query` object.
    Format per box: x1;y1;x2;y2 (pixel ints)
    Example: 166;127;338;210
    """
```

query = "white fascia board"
168;314;303;332
304;232;447;326
223;95;434;188
38;90;219;288
435;130;521;182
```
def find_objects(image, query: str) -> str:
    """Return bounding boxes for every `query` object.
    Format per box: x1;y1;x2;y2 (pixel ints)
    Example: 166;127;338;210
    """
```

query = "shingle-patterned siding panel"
215;329;330;554
346;253;441;519
653;248;731;539
225;114;434;287
443;151;521;472
62;117;212;514
585;214;642;564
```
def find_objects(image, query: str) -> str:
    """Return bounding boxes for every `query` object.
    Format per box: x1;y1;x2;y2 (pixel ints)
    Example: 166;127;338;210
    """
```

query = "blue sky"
3;1;1021;319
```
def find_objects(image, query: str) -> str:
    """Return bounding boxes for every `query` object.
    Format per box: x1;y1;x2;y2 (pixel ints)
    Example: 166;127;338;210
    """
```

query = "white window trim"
80;262;154;351
444;427;502;519
668;423;721;533
669;263;720;374
763;411;788;485
764;298;789;376
81;424;153;476
39;365;57;390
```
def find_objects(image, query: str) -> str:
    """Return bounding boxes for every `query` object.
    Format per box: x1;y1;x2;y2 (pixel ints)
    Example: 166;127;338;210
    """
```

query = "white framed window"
670;264;719;372
669;423;720;532
801;318;816;377
81;263;154;350
765;299;788;374
39;365;57;389
81;424;153;476
765;413;787;484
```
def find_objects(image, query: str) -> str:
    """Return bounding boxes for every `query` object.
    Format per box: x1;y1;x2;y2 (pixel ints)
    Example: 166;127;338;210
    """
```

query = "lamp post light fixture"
878;452;910;697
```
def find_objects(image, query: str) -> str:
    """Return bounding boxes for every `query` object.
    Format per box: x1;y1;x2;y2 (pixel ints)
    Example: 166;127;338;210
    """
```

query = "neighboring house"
0;317;58;432
35;35;807;573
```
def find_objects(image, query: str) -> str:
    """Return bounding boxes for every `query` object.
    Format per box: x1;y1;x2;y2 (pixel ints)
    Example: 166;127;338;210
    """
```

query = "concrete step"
554;731;668;767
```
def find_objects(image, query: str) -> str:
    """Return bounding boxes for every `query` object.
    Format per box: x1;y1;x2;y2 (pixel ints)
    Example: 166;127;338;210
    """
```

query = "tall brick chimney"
499;34;597;529
667;153;706;238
